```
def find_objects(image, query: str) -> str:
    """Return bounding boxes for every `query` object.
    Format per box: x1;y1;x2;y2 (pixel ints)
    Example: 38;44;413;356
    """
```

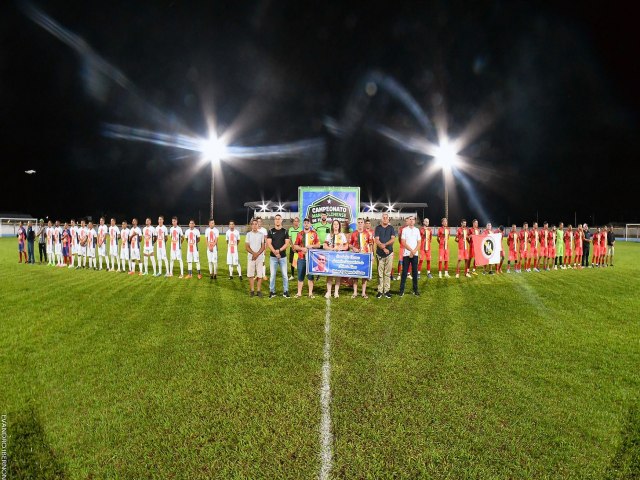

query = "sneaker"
250;291;254;297
417;272;421;278
465;273;472;278
179;274;184;279
283;292;290;298
472;270;478;275
269;292;276;298
210;274;214;279
214;274;217;279
438;272;442;279
534;268;540;272
407;274;412;279
239;276;243;281
229;276;233;280
128;271;135;275
288;275;294;281
455;273;460;279
488;271;495;275
186;274;192;279
384;292;392;299
427;273;433;279
398;292;405;297
553;266;558;270
256;292;263;298
413;291;420;296
507;269;511;273
197;274;202;279
444;272;450;278
376;292;383;299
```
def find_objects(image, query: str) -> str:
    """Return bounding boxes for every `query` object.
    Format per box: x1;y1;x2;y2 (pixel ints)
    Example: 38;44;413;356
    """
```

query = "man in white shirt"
86;221;97;269
168;216;184;278
46;220;54;266
226;221;242;280
76;220;88;269
155;216;169;277
129;218;142;275
245;219;265;297
69;219;79;268
399;216;421;296
142;218;157;276
53;220;63;267
119;221;130;270
97;217;109;270
108;218;120;272
204;219;220;279
257;217;268;278
185;220;202;279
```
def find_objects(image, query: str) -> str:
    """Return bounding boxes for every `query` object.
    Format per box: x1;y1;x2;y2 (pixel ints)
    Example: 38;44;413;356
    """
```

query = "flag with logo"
472;233;502;266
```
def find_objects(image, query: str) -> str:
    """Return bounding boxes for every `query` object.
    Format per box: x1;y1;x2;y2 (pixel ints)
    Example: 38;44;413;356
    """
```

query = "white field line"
319;297;333;480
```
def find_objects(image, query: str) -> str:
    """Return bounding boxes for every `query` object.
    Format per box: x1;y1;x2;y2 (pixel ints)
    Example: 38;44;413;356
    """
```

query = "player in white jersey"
128;218;143;275
69;219;78;268
155;216;169;277
185;220;202;279
45;221;55;266
141;218;157;276
108;218;120;271
76;220;88;268
119;221;130;268
97;217;109;270
86;221;97;269
226;221;242;279
168;216;184;278
257;217;268;277
204;219;220;279
53;220;63;266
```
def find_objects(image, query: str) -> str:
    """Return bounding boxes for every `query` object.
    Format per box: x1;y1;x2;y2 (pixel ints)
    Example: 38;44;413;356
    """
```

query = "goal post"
624;224;640;242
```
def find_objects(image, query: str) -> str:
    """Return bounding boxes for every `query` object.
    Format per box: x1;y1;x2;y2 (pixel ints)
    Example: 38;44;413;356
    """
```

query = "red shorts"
420;249;432;261
549;247;556;258
530;248;539;257
593;247;601;257
565;248;573;258
508;250;518;261
540;247;548;258
439;248;450;262
575;248;583;256
519;249;528;259
458;247;469;261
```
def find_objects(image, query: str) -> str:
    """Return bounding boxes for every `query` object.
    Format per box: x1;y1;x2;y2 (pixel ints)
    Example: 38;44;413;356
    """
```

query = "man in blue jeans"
267;214;291;298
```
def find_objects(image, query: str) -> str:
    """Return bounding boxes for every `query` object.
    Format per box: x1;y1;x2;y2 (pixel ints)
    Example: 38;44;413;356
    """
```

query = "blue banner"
307;249;372;279
298;186;360;232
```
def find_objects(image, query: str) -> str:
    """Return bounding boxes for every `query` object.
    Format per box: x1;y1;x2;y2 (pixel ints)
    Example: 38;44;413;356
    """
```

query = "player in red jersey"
418;217;433;279
529;222;542;272
437;217;451;278
349;218;373;298
563;225;574;268
468;219;481;275
574;224;584;269
507;224;520;273
540;221;552;271
455;219;470;278
519;222;530;272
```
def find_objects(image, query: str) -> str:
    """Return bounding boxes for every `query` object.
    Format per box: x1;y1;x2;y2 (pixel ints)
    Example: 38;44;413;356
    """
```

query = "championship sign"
472;233;502;266
307;249;372;279
298;186;359;232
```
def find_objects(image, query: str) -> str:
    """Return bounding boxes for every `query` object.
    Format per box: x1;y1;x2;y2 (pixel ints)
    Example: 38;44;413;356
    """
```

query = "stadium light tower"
433;138;460;220
200;135;227;220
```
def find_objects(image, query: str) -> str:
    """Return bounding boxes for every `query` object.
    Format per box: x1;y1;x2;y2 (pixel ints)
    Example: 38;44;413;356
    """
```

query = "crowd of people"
14;213;616;299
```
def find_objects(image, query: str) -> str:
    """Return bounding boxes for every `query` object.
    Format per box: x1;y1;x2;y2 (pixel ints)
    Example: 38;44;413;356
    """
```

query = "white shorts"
143;246;154;256
87;246;96;258
156;246;167;260
130;247;140;260
247;256;265;277
78;245;86;256
54;244;62;255
109;244;119;256
170;248;182;261
207;249;218;263
47;244;53;255
187;250;200;263
72;244;79;255
98;244;107;256
227;252;239;265
120;247;129;260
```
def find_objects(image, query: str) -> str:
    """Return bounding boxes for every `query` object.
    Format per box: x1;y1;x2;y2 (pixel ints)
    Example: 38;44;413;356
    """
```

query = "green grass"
1;237;639;478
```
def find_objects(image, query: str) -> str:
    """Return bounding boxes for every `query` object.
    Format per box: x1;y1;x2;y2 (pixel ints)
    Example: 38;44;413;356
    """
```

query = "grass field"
1;236;639;479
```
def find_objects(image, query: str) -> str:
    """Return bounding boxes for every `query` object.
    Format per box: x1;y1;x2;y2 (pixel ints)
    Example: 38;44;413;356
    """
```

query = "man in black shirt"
374;213;396;298
266;214;291;298
36;219;47;263
26;220;36;264
581;223;591;267
606;226;616;267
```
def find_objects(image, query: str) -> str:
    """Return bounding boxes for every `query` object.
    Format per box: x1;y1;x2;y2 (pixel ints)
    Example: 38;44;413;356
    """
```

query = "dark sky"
1;0;638;225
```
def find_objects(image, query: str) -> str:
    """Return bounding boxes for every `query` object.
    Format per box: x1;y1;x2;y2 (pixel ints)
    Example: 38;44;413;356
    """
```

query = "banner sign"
298;186;360;232
307;249;372;279
472;233;502;266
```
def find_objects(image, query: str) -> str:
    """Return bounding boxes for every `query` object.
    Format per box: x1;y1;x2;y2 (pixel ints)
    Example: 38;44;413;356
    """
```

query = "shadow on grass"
8;405;67;479
606;403;640;479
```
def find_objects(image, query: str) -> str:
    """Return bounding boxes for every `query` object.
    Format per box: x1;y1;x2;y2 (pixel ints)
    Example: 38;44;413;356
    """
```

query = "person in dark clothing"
581;223;591;267
606;226;616;267
26;221;36;263
36;219;47;263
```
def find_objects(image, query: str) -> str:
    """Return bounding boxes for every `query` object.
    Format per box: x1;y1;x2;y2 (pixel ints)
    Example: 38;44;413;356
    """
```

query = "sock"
427;260;431;271
438;261;442;272
237;265;242;276
139;262;144;273
150;257;156;274
179;260;184;276
208;262;213;275
157;258;163;275
213;262;217;274
144;256;149;273
196;262;200;274
229;265;234;277
188;262;192;274
164;259;169;274
444;261;448;270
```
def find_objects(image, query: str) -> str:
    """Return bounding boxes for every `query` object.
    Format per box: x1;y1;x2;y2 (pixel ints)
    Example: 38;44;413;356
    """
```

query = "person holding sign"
294;218;320;298
323;219;348;299
437;218;451;278
349;218;373;298
226;221;242;280
399;216;421;296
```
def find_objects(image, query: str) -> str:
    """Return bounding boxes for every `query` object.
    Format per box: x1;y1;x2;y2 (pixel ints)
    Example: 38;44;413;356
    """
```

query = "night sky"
1;1;638;226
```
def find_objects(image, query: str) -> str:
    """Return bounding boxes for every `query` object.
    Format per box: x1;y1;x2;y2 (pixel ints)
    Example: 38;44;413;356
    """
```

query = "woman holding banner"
323;220;348;298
